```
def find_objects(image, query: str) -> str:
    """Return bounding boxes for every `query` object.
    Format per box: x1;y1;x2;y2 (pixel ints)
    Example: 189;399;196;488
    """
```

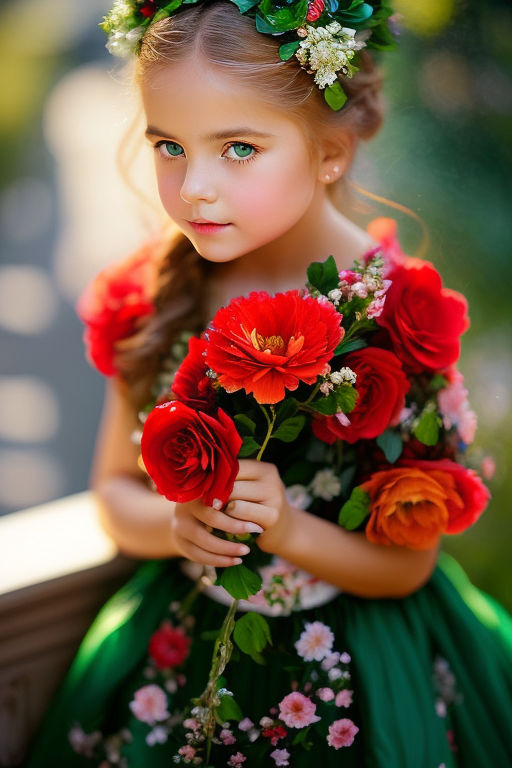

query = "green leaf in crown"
257;0;309;32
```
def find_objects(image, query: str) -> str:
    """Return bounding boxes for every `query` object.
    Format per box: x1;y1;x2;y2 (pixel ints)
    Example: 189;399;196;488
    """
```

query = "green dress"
23;547;512;767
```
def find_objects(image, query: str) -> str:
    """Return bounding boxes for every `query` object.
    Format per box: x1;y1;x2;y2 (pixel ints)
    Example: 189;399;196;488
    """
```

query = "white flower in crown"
101;0;145;58
295;22;367;89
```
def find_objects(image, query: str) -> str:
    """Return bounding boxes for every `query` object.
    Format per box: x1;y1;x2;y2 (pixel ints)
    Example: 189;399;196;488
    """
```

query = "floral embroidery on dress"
433;655;463;758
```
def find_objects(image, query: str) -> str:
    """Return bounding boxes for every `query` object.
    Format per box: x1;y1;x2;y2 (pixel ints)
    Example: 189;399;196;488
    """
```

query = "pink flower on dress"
481;456;496;480
129;684;169;725
227;752;247;766
178;744;197;760
220;728;236;745
335;689;353;708
295;621;334;661
238;717;254;731
321;651;340;671
279;692;321;728
327;718;359;748
437;368;477;445
270;748;291;766
317;687;335;702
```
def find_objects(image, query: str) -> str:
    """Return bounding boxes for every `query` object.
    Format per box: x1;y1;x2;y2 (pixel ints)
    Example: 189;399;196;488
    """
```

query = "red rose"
76;240;160;376
377;259;469;374
399;458;490;534
148;621;191;669
140;400;242;507
205;290;343;404
312;347;410;444
172;336;216;412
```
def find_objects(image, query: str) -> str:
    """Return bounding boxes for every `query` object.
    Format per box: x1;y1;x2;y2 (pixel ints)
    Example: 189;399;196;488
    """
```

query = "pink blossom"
238;717;254;731
481;456;496;480
335;689;353;708
317;687;335;702
327;718;359;748
220;728;236;745
339;269;359;284
227;752;247;766
340;652;351;663
279;692;321;728
183;718;201;733
178;744;197;759
437;369;477;444
129;684;169;725
295;621;334;661
335;411;351;427
270;748;291;766
321;651;340;671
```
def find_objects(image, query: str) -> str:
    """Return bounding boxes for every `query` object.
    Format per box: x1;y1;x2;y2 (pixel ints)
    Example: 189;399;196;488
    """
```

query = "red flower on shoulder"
205;290;343;404
377;259;469;374
76;238;161;375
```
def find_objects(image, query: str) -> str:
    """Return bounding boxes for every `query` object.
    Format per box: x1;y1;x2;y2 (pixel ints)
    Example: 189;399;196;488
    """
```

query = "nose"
179;162;218;204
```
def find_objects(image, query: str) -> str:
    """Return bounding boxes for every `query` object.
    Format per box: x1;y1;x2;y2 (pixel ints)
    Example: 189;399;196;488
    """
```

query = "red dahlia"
205;291;344;404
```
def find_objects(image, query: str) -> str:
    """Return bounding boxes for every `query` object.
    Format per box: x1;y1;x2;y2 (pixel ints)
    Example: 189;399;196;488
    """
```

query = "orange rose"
360;467;464;550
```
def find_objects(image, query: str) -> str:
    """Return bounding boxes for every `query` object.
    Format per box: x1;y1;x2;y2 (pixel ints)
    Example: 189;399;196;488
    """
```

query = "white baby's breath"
295;23;366;89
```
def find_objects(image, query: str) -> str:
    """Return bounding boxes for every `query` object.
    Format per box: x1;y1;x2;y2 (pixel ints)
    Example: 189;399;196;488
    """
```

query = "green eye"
225;142;256;162
164;142;183;156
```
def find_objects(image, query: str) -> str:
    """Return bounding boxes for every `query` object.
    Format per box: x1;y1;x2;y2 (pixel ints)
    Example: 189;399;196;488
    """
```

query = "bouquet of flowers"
132;239;490;764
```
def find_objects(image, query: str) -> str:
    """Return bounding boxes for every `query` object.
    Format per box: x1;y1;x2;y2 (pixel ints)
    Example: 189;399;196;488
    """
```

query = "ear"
317;131;357;185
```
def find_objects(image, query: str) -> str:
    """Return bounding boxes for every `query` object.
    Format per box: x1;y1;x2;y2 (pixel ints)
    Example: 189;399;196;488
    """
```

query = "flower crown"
100;0;397;111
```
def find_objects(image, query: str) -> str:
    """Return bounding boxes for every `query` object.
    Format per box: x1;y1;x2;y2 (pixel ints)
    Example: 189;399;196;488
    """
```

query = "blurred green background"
0;0;510;609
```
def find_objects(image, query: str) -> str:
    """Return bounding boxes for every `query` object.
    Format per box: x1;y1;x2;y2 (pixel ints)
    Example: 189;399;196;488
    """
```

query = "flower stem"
256;405;276;461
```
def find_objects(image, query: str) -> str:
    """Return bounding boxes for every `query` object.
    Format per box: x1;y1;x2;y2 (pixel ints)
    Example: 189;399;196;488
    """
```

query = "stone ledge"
0;492;138;767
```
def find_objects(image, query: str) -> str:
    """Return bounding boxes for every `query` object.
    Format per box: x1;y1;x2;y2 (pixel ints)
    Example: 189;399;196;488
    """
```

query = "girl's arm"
225;460;440;600
89;379;255;565
268;505;440;599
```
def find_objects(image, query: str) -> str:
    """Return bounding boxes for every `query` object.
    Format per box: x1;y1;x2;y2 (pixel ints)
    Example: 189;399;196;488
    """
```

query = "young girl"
25;2;512;767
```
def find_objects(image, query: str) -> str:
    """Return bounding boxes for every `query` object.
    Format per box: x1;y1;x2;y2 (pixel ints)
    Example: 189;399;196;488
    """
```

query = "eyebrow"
145;126;275;141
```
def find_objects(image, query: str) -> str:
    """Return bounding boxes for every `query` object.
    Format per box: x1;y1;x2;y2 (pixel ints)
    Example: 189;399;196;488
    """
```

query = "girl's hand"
225;459;293;556
171;498;264;568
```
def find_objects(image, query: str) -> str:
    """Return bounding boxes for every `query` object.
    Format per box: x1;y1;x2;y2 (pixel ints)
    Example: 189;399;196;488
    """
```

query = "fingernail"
239;545;251;555
212;498;223;510
233;558;243;565
245;523;264;534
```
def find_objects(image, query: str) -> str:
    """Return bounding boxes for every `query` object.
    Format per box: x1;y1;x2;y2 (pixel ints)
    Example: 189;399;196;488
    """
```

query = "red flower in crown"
139;0;157;18
377;258;469;374
148;621;191;669
171;336;216;413
307;0;325;22
76;240;160;376
312;347;410;444
205;290;344;404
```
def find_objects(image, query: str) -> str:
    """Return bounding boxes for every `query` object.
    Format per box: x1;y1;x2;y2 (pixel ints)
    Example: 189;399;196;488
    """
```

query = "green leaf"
272;415;306;442
234;414;256;435
279;41;300;61
324;81;348;111
338;486;370;530
333;337;367;356
234;612;272;657
306;255;339;295
276;397;298;424
376;429;403;464
219;563;262;599
335;384;358;414
229;0;260;11
292;725;313;749
257;0;309;32
413;409;441;446
430;374;449;392
239;436;261;457
217;695;243;722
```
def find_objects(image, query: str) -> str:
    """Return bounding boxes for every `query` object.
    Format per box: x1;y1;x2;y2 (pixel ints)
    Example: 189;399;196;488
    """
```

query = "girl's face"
141;57;322;264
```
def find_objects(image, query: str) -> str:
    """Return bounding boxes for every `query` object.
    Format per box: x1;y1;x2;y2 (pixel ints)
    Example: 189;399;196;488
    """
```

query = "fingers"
173;508;251;566
236;459;278;481
225;500;276;529
181;541;244;569
194;505;264;535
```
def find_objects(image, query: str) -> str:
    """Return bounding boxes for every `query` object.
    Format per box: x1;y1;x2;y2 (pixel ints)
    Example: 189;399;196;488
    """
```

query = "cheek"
235;152;315;228
155;166;184;214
